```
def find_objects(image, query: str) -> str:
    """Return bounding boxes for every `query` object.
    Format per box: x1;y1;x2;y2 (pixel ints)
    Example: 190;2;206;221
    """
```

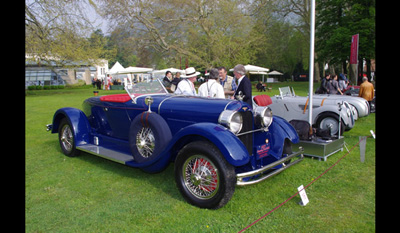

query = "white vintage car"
253;87;355;136
313;94;370;119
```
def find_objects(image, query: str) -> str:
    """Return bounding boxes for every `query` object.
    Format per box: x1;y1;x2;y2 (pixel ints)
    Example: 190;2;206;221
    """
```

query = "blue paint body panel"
50;92;300;174
51;107;91;146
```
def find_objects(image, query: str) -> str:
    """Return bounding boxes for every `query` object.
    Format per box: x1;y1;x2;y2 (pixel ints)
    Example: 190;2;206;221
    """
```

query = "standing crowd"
316;72;374;107
162;64;253;106
316;73;349;95
97;65;375;112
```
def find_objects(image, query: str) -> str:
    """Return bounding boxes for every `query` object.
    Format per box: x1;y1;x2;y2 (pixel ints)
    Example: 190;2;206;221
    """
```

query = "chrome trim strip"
157;95;181;114
223;100;242;111
236;147;304;186
77;145;134;165
236;128;266;136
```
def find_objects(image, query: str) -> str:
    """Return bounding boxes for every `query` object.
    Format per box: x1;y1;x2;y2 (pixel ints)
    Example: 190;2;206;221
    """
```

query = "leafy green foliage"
316;0;375;66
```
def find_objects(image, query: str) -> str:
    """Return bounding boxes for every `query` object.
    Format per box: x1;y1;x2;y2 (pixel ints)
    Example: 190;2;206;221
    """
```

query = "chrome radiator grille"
238;111;253;156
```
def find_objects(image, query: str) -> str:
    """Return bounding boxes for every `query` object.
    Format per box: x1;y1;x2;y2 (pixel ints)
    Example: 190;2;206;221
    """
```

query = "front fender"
51;107;91;146
170;123;250;167
268;116;299;158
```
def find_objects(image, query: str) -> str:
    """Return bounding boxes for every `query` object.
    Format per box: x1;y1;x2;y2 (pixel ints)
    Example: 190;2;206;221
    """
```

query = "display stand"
298;137;344;161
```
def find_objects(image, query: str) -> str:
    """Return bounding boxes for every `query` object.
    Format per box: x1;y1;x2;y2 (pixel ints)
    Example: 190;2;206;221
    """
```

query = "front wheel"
174;141;236;209
316;112;344;136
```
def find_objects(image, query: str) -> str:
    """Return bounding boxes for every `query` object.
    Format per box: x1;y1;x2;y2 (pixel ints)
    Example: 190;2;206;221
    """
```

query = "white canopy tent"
249;71;268;75
230;64;270;82
152;67;185;74
243;64;269;73
267;70;283;82
268;71;283;76
107;61;125;75
119;66;154;83
106;64;154;86
229;64;269;73
119;66;153;74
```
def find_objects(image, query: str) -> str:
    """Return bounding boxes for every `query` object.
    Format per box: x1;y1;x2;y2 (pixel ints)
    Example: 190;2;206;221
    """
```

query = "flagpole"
308;0;316;125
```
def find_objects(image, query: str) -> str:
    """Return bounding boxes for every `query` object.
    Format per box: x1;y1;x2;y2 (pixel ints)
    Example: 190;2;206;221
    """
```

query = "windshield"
279;86;294;97
125;78;168;100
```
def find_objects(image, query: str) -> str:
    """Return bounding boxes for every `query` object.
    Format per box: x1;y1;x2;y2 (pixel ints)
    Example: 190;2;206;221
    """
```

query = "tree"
316;0;352;71
88;29;118;62
96;0;259;70
315;0;375;83
347;0;375;81
25;0;110;67
251;0;310;76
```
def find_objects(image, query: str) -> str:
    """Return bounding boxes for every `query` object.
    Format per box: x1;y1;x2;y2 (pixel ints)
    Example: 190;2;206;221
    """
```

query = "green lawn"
26;83;375;232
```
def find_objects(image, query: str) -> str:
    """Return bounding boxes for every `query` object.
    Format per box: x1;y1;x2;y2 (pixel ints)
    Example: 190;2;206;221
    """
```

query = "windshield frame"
124;78;168;103
278;86;294;98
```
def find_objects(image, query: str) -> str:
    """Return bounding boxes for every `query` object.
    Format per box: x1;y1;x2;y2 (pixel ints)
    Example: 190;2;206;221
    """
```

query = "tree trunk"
358;57;363;85
366;58;371;81
349;64;357;85
314;52;320;82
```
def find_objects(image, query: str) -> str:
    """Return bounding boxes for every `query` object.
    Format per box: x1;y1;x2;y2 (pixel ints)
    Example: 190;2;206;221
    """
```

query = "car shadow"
59;148;184;203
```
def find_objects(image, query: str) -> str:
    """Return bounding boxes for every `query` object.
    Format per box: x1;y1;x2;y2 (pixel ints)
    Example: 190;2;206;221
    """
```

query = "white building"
25;54;109;88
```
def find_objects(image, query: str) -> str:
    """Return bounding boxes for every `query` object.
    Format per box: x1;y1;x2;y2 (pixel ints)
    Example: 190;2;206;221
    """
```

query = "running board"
77;144;134;164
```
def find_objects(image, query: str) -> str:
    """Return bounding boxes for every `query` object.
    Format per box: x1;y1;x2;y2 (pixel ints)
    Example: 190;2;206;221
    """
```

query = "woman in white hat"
174;67;200;96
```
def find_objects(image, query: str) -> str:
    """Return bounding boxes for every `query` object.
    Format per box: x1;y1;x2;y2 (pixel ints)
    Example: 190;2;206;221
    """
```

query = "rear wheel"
174;141;236;209
58;118;80;157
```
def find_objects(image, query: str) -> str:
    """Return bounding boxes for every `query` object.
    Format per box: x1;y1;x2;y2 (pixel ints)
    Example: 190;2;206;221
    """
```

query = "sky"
83;1;110;36
26;0;110;37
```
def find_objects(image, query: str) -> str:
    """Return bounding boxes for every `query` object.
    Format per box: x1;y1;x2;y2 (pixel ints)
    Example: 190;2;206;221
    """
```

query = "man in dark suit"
233;64;252;107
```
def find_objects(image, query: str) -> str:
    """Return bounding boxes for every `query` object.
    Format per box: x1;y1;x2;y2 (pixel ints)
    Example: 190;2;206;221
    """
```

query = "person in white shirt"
174;67;199;96
198;68;225;98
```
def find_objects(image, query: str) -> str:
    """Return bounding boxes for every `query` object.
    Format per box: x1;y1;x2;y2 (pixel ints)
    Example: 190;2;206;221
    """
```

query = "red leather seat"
254;95;272;106
100;94;131;103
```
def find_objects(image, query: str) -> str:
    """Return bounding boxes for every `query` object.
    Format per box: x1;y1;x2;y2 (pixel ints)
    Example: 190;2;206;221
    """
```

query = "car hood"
148;95;247;122
134;94;251;135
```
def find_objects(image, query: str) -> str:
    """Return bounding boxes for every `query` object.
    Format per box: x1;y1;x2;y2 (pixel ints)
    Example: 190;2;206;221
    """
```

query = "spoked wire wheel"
182;155;220;200
60;124;73;153
136;127;155;158
174;141;236;209
58;118;80;157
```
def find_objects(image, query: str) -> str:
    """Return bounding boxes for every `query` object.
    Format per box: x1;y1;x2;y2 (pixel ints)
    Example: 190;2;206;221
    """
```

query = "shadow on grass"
61;148;185;202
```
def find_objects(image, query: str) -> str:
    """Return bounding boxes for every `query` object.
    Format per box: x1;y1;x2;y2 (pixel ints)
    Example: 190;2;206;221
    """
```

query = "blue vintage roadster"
47;79;303;209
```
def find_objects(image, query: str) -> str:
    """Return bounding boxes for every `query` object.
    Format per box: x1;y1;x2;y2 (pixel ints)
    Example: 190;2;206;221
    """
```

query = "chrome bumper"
236;147;304;186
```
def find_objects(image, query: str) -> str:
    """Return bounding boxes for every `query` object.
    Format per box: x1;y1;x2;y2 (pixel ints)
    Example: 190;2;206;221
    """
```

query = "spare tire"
129;112;172;163
316;112;344;136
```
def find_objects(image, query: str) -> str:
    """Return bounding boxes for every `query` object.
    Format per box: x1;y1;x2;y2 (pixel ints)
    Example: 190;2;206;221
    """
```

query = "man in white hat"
174;67;199;96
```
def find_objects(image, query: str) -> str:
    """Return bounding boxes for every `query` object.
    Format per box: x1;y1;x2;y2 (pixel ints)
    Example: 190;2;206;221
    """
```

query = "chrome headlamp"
254;106;273;128
343;101;352;117
218;110;243;134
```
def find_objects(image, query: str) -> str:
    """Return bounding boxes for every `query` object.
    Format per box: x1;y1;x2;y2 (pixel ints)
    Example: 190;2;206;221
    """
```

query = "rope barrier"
238;135;372;233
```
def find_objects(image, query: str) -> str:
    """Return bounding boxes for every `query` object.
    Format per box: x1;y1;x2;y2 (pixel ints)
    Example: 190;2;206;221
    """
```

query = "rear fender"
169;123;250;167
268;116;299;158
51;107;91;146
